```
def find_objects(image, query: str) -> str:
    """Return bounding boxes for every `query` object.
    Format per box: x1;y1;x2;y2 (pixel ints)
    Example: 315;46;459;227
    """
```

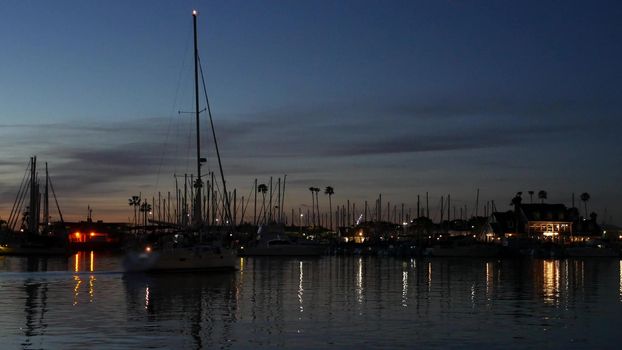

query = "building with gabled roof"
520;204;575;240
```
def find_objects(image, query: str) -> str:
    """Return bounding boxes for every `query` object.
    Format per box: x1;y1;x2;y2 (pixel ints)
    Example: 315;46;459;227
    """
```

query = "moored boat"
123;233;237;272
239;224;326;256
122;10;237;272
0;157;71;256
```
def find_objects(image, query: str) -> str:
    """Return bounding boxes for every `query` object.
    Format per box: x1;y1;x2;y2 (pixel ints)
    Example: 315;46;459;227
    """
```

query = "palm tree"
580;192;590;218
139;201;152;227
324;186;335;230
258;184;268;224
538;190;547;204
308;187;315;227
128;195;141;226
528;191;534;203
510;193;522;234
313;187;321;227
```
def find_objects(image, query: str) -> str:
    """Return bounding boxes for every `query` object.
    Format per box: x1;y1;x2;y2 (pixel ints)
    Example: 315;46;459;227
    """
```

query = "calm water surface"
0;253;620;349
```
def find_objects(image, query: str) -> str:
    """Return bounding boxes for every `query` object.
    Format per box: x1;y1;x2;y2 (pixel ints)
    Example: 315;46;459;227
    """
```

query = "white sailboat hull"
123;246;238;272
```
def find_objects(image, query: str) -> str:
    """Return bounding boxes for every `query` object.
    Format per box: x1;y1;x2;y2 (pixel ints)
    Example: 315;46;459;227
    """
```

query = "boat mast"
193;9;203;227
44;162;49;232
28;156;39;236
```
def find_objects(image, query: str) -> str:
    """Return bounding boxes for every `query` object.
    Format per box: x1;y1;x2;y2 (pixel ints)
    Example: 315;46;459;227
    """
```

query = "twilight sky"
0;0;621;224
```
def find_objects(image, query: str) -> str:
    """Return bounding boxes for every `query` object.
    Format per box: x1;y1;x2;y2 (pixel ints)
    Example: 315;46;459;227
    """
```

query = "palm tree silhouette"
528;191;534;203
258;184;268;224
538;190;547;204
580;192;590;218
324;186;335;230
314;187;321;227
510;193;522;234
139;202;152;227
128;195;141;226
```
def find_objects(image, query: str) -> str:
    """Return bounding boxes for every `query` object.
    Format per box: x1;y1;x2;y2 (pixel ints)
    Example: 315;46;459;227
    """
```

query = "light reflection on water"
542;260;560;305
0;254;621;349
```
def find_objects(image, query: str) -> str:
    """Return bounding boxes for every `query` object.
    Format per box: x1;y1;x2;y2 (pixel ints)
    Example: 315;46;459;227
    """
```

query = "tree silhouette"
258;184;268;224
128;195;141;226
538;190;547;204
308;187;315;227
528;191;534;203
511;193;522;234
139;201;152;227
580;192;590;218
313;187;321;227
324;186;335;230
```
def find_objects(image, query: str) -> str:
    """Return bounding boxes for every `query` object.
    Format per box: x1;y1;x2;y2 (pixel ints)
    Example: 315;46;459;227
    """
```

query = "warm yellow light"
145;246;152;253
90;232;95;237
90;250;94;272
75;232;81;239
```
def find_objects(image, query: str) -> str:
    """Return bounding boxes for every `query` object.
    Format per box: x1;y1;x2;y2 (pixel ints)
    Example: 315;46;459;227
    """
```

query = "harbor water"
0;253;620;349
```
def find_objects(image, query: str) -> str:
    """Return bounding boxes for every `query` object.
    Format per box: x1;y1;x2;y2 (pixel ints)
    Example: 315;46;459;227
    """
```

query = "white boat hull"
123;246;238;272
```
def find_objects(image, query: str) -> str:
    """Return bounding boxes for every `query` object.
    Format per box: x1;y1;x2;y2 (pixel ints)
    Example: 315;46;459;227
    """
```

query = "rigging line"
155;24;194;193
9;182;28;231
9;161;32;231
198;55;233;227
8;159;30;229
240;184;255;225
47;170;65;230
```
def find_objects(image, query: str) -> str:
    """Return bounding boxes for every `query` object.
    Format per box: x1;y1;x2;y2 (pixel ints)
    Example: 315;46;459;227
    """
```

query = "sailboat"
122;10;237;272
0;156;70;255
239;223;326;256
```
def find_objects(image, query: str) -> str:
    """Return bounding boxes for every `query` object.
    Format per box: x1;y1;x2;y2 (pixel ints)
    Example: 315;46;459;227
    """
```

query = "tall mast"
193;10;203;227
44;162;49;231
28;156;39;235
